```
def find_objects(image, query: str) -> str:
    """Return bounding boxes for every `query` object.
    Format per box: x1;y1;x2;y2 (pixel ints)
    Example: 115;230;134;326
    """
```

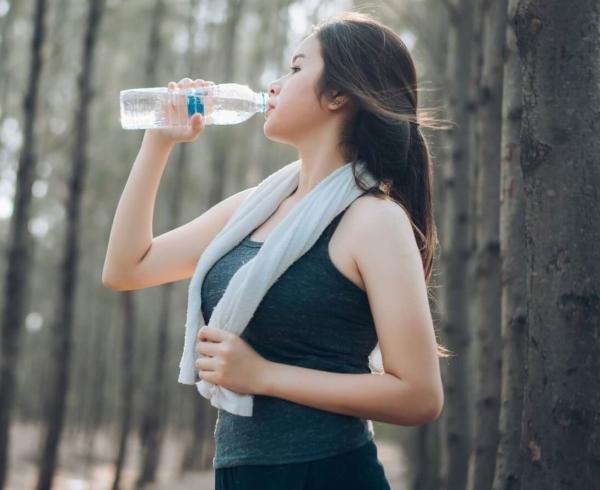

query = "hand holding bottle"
146;78;215;146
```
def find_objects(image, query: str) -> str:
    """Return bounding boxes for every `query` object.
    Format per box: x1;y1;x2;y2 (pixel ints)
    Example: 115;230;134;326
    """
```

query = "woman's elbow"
409;384;443;425
423;389;444;423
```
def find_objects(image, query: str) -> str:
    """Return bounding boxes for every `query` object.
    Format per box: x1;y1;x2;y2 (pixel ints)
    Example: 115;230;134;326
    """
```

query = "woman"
103;10;447;490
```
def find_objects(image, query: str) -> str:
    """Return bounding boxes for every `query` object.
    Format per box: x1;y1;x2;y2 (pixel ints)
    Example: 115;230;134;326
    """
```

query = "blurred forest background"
0;0;598;489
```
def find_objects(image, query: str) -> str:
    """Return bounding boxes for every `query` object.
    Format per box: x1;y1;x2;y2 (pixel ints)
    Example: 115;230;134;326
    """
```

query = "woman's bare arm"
102;130;254;290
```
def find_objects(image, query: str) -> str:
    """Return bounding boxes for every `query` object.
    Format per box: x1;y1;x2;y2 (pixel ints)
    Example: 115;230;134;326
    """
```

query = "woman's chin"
263;118;277;137
263;125;287;144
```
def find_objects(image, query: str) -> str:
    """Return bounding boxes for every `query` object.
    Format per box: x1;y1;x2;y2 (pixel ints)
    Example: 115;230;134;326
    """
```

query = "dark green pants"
214;439;391;490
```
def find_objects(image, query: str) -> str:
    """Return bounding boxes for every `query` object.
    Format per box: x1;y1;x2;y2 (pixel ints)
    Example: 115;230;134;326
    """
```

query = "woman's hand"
146;78;214;146
195;325;270;396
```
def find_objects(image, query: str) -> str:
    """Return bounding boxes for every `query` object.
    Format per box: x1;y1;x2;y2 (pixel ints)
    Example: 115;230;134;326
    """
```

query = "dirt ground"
6;421;407;490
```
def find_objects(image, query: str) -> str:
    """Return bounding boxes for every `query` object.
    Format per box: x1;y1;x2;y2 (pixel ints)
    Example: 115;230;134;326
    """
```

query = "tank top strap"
321;210;346;243
320;193;366;244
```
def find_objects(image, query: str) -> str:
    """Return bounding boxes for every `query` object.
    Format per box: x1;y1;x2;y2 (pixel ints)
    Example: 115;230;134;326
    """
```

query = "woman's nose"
268;82;280;96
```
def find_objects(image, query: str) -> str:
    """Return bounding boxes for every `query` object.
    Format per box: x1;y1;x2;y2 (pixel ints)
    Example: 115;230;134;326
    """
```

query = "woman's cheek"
271;102;318;134
264;104;298;139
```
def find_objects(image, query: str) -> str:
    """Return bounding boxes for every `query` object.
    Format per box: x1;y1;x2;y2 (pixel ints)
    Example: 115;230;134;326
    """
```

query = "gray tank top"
200;200;377;468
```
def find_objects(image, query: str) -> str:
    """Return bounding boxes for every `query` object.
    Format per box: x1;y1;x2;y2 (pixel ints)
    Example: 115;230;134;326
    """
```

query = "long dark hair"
312;11;452;358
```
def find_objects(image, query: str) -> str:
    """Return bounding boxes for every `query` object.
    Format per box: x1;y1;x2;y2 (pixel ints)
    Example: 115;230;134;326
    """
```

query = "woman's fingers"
165;78;211;135
171;78;215;90
177;77;193;87
192;113;203;131
167;81;179;113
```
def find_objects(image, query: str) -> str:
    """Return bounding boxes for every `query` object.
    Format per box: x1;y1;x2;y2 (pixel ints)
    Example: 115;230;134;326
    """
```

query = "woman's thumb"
192;113;203;129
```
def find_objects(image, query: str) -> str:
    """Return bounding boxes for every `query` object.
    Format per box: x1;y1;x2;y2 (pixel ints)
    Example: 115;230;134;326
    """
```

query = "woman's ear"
328;91;351;111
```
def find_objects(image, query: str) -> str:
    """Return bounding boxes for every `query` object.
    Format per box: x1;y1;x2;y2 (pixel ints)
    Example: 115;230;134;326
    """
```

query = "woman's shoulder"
345;192;411;233
344;193;415;259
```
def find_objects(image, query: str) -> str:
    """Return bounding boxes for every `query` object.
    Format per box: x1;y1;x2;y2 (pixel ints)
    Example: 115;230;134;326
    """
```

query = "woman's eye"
288;66;299;73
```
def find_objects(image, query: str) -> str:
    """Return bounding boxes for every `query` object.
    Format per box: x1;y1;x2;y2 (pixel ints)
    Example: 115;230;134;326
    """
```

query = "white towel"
178;158;384;416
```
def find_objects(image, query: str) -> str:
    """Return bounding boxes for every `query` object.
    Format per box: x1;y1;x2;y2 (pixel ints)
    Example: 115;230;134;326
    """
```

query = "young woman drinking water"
103;10;446;490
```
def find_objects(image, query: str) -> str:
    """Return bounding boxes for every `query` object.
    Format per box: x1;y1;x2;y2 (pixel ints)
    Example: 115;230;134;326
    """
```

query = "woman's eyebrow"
291;54;306;63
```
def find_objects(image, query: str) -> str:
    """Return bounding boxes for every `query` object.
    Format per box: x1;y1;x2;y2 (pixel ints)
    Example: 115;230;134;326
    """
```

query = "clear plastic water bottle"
119;83;268;129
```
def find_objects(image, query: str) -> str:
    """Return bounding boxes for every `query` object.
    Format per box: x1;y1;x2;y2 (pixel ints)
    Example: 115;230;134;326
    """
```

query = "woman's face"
264;34;341;146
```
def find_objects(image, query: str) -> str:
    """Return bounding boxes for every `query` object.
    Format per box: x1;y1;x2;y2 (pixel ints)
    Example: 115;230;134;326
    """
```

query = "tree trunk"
0;0;49;488
0;0;20;122
466;0;507;489
35;1;106;489
465;0;483;463
207;0;245;207
514;1;600;488
492;0;527;488
135;0;169;487
438;1;474;488
111;292;137;490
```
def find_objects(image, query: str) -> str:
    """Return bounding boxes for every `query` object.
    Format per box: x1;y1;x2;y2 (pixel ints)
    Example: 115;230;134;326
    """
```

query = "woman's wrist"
143;129;176;151
257;359;277;396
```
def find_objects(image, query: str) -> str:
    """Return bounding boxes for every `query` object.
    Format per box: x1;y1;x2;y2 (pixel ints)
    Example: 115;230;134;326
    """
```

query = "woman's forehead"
293;35;319;59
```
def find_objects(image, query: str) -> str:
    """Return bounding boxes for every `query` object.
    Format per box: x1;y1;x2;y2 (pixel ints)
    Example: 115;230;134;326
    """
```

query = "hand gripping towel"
177;158;384;416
